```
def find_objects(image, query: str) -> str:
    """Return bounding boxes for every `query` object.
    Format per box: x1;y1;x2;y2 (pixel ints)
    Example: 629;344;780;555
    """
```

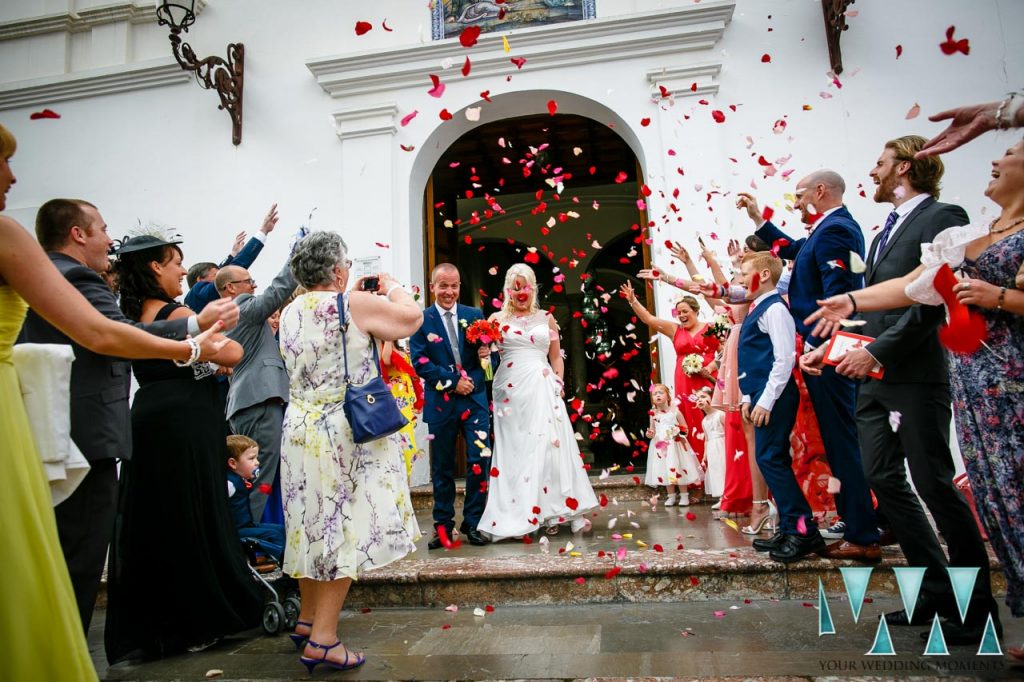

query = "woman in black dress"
105;235;262;662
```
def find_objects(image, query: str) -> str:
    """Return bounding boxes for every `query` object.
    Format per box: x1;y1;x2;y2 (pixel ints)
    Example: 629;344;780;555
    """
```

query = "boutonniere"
459;318;468;329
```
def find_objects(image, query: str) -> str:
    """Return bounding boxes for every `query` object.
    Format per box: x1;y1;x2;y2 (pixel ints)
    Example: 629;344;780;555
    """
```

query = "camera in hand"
361;276;380;292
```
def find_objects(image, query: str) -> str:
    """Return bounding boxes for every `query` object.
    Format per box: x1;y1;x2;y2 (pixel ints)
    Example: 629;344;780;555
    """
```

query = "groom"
410;263;491;548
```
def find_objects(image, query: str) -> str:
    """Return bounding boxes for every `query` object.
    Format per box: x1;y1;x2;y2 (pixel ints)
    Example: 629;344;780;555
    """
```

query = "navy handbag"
337;293;408;444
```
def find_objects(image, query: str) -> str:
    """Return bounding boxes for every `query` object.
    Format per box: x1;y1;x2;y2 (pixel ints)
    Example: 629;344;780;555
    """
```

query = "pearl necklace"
989;215;1024;234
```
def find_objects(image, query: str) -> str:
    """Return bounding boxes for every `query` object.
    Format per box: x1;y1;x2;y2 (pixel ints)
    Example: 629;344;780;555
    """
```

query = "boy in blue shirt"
226;435;285;565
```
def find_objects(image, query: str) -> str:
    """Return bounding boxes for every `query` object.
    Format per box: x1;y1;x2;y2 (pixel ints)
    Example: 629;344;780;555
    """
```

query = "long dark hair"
114;244;181;321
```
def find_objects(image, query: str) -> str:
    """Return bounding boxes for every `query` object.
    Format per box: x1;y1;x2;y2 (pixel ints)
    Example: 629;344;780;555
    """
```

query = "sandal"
300;640;366;673
288;620;312;650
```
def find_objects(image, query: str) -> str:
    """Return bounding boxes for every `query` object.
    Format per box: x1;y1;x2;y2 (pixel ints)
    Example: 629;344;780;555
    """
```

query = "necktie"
444;311;462;366
873;210;899;264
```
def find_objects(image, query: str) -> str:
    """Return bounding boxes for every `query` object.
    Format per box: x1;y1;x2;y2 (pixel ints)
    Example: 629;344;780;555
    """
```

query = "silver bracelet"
384;283;403;298
173;337;200;367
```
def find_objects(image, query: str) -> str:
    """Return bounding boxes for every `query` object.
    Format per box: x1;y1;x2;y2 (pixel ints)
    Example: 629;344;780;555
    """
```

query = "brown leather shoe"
819;540;881;562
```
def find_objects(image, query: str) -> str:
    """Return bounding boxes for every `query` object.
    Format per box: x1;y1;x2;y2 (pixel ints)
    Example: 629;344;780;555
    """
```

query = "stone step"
409;472;653;512
346;542;1005;609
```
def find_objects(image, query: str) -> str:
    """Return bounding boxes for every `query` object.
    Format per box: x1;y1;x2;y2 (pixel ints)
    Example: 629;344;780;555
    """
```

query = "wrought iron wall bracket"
822;0;855;75
168;29;244;145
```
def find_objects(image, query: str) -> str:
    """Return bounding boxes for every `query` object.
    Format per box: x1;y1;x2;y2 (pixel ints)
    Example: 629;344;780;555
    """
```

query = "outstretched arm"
619;281;679;339
805;267;922;338
916;94;1024;158
1;217;226;363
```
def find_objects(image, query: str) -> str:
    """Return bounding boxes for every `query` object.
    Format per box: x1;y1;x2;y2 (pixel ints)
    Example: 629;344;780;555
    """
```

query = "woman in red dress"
620;286;720;459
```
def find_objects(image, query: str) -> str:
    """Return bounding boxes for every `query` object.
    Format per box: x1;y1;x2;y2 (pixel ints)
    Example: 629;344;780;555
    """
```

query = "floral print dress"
951;232;1024;617
278;292;419;582
908;224;1024;617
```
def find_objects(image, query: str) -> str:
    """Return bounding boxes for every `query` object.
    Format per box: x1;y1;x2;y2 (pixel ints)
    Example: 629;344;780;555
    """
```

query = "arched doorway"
423;113;653;471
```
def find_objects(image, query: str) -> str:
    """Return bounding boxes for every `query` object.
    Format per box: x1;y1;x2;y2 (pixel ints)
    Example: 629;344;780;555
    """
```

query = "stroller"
240;537;301;636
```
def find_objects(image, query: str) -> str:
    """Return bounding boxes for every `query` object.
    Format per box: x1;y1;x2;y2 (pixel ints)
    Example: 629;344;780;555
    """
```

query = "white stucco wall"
3;0;1020;483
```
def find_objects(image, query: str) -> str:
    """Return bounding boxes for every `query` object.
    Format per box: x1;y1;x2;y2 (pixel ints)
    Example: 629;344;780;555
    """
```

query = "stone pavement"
91;599;1024;680
89;477;1019;680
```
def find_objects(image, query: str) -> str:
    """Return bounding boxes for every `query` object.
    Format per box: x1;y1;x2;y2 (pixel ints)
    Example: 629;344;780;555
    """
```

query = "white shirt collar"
752;288;780;306
893;192;930;218
435;301;456;317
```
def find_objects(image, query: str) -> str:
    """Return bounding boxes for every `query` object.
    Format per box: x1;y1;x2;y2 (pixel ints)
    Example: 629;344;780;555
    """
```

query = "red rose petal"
510;56;526;69
711;110;726;123
354;21;372;35
29;108;61;120
490;467;500;477
761;53;771;63
939;26;969;56
604;566;621;580
640;117;651;127
689;576;699;586
575;576;586;585
547;100;557;116
565;497;579;511
462;56;472;77
439;109;453;120
685;511;696;521
895;44;903;58
460;25;482;47
382;19;393;32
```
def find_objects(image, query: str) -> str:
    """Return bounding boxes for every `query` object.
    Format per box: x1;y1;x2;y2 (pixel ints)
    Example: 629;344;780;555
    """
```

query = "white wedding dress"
477;313;599;540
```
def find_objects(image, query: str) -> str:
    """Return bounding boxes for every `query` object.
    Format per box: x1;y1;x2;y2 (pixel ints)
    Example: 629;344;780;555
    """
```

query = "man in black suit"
17;199;238;629
835;135;999;644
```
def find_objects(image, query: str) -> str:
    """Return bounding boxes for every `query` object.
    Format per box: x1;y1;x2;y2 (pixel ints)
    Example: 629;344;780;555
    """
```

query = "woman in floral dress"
808;138;1024;655
278;231;423;672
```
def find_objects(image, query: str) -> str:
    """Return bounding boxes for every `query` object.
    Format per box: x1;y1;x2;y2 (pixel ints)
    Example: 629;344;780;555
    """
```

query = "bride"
477;264;599;540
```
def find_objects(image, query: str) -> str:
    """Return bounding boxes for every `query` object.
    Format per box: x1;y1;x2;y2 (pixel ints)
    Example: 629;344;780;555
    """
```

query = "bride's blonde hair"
500;263;541;317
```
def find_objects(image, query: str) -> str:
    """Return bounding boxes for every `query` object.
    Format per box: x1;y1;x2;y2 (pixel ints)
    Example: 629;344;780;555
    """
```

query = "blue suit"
409;304;491;533
183;235;265;313
757;209;879;546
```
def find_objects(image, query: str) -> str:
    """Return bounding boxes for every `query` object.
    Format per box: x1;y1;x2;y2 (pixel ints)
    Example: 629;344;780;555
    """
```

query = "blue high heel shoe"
299;639;366;673
288;620;312;650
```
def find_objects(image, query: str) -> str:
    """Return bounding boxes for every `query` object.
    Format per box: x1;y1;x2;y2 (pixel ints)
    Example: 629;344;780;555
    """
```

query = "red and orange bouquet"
464;319;504;380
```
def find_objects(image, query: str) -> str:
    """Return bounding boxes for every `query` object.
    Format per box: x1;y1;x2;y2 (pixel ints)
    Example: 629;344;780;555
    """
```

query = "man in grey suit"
835;135;999;644
217;257;296;521
17;198;238;629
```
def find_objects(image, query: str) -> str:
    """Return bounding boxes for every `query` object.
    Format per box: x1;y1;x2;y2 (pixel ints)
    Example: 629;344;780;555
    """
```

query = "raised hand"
637;268;662;281
915;101;1001;158
735;192;762;224
260;203;280;234
619;281;636;302
726;238;741;260
696;281;720;297
196;297;240;332
804;295;854;338
668;241;692;264
229;230;247;257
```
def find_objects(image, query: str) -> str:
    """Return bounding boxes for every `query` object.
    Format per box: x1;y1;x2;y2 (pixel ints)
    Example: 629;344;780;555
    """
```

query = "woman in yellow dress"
0;123;231;681
381;340;424;477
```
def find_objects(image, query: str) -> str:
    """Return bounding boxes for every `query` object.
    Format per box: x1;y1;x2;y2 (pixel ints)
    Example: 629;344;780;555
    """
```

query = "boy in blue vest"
737;251;825;563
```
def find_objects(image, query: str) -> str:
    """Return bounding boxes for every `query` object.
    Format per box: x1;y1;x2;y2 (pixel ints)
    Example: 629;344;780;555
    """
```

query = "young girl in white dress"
644;384;703;506
477;264;599;539
696;386;726;503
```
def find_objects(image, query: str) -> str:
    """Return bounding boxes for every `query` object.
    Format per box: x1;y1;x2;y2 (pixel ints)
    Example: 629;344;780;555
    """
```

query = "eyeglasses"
345;259;353;269
230;278;256;286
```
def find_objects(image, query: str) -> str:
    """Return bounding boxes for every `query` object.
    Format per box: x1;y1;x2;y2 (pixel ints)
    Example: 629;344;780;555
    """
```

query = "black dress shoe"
885;593;943;626
464;528;487;546
922;617;1003;645
752;530;787;552
427;534;443;550
769;533;826;563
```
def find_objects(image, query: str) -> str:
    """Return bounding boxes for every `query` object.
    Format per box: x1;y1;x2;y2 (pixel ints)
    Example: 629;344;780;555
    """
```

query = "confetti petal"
460;26;482;48
905;103;921;120
888;411;902;432
354;21;372;36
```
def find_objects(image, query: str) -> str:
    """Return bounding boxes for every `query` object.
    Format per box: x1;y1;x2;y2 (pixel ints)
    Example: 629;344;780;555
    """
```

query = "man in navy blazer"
409;263;491;548
738;170;880;561
183;204;278;313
